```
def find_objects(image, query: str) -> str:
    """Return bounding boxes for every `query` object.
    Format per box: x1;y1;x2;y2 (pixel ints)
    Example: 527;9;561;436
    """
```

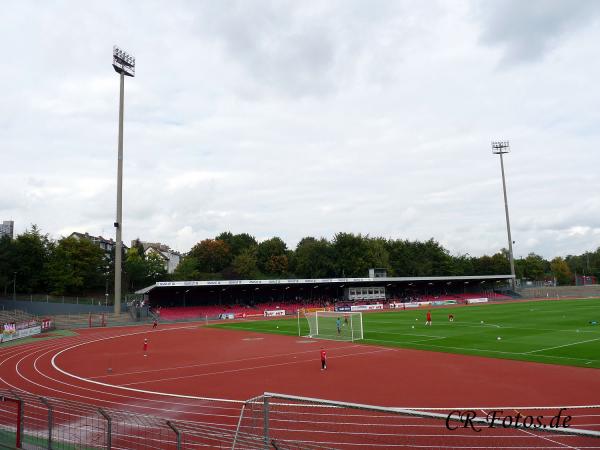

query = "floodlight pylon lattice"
112;46;135;77
491;140;510;154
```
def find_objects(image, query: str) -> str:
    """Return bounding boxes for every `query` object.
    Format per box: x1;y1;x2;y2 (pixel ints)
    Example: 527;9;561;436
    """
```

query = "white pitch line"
524;337;600;354
398;341;600;362
363;337;447;346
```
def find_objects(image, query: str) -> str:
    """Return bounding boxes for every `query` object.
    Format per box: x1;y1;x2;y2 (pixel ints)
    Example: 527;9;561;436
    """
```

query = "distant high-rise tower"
0;221;14;239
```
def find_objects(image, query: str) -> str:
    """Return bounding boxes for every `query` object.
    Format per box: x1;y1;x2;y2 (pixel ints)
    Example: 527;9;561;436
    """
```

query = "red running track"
1;322;600;449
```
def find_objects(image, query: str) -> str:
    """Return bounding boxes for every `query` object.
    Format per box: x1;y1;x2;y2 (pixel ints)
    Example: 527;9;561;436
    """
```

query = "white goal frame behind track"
231;392;600;450
298;310;363;342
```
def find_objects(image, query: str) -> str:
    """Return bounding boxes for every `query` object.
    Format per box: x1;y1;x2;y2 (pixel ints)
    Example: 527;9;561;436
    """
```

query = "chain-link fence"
3;389;600;449
0;389;248;450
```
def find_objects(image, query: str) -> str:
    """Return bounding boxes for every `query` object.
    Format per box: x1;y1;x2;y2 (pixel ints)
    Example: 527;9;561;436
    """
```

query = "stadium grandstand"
136;274;514;320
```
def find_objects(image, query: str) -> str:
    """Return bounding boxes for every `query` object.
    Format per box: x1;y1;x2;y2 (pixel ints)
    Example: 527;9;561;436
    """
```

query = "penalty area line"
524;337;600;354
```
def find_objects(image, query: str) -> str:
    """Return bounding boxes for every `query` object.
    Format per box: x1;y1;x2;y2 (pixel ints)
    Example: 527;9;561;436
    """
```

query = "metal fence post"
263;396;270;450
40;397;53;450
166;421;181;450
231;403;246;450
98;408;112;450
12;392;24;449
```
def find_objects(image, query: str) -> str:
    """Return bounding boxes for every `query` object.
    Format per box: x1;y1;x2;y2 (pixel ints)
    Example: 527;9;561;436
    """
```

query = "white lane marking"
118;348;395;387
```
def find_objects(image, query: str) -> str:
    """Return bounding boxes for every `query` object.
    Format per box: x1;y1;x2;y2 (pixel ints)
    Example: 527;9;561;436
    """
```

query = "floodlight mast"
492;140;516;291
112;46;135;315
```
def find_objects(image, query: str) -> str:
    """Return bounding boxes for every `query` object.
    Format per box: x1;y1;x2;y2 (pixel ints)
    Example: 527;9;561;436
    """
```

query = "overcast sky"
1;0;599;259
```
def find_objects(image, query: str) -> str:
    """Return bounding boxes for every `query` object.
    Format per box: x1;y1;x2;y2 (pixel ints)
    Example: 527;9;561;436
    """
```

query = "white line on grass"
383;341;600;363
524;337;600;354
363;336;447;345
367;330;447;338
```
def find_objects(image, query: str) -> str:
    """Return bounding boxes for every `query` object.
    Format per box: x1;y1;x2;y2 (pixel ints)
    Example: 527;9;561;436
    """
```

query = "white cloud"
0;0;599;259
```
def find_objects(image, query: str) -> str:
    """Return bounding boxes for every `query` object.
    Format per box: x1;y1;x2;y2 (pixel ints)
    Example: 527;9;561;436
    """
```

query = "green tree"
145;252;168;284
232;247;260;279
364;237;391;273
451;253;475;276
256;237;288;274
416;239;454;276
490;250;511;274
124;247;147;291
0;235;16;296
46;236;106;295
550;257;572;285
266;255;288;275
215;232;257;259
291;237;335;278
188;239;231;273
172;256;200;281
521;253;548;281
387;239;414;276
332;233;369;277
12;225;51;293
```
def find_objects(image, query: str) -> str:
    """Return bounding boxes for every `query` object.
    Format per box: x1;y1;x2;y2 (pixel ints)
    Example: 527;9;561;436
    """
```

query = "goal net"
88;313;106;328
301;311;363;341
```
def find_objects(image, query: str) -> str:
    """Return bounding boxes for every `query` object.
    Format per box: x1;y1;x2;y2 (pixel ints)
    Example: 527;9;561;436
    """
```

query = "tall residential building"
0;221;14;239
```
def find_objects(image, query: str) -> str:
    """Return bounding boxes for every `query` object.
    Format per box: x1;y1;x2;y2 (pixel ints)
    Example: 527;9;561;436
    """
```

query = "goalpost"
298;310;363;341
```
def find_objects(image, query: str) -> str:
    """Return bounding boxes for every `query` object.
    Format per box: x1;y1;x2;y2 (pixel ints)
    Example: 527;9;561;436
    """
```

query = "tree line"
173;231;595;287
1;226;598;297
0;226;166;296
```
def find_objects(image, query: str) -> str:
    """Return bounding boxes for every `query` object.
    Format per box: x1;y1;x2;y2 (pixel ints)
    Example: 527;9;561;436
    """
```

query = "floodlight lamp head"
491;140;510;154
112;45;135;77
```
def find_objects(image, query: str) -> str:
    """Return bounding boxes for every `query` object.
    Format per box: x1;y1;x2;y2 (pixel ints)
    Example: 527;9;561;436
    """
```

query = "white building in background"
132;241;181;274
0;221;14;239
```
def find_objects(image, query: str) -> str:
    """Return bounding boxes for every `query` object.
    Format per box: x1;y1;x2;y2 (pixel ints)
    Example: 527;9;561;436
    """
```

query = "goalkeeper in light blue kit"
336;317;342;335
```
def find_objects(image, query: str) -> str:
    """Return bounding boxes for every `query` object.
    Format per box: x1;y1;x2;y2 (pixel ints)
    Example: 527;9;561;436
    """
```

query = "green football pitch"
212;298;600;369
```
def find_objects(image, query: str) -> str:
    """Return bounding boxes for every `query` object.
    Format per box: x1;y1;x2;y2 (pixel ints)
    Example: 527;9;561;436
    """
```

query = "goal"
88;313;106;328
299;310;363;341
232;393;600;449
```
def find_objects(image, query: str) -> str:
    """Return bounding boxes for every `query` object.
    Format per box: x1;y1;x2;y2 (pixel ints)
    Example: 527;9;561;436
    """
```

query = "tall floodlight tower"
491;141;516;290
112;46;135;314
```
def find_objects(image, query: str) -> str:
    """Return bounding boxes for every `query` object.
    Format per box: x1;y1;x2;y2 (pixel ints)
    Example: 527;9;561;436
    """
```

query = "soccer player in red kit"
152;319;158;329
143;338;148;356
320;348;327;370
425;310;432;326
